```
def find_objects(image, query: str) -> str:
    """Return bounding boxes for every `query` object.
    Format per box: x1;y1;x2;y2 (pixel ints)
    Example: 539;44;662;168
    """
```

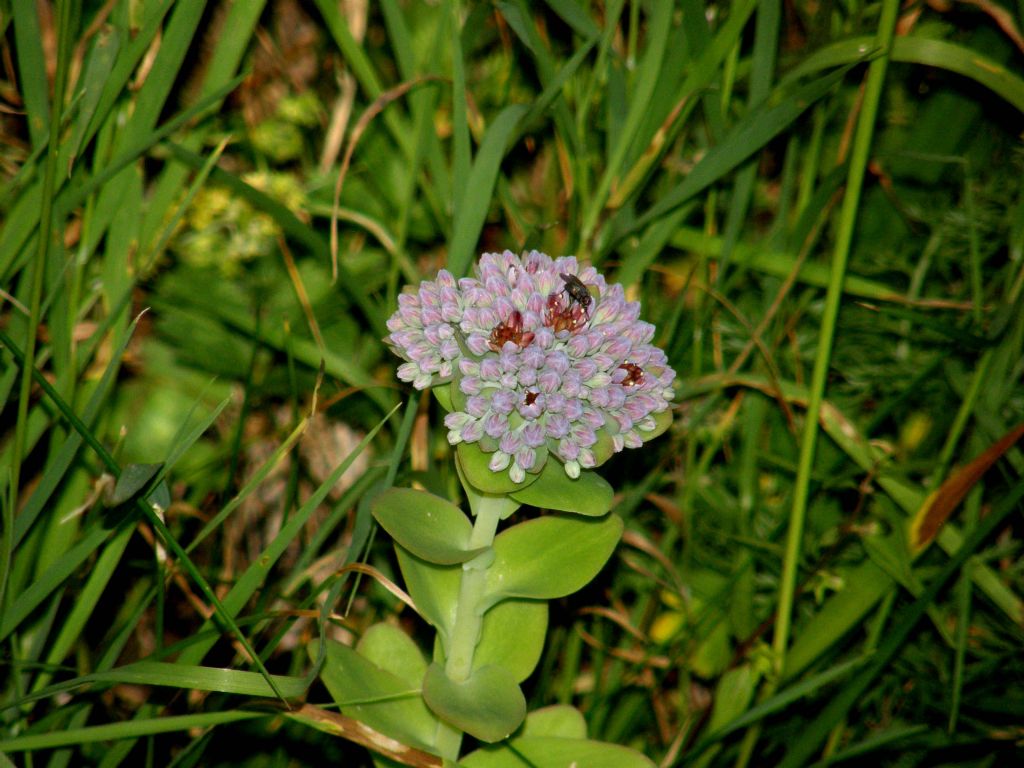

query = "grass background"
2;0;1024;765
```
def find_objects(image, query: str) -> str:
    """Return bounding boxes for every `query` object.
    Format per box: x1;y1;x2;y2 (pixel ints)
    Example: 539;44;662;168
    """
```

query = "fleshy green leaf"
395;545;460;642
460;736;656;767
521;705;587;739
590;426;617;466
314;639;439;752
372;487;485;564
356;623;428;689
432;382;453;412
457;442;540;495
484;514;623;605
422;662;526;743
475;599;547;683
586;409;674;469
641;408;674;443
509;460;613;516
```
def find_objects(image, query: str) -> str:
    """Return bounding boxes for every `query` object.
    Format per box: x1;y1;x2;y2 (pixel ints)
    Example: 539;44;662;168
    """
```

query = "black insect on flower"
559;272;595;316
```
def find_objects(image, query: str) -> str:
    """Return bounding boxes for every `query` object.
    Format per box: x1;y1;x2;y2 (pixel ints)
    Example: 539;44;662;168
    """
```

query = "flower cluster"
385;251;675;481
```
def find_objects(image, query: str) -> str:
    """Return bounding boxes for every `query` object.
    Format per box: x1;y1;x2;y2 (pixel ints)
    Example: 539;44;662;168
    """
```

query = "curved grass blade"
784;37;1024;115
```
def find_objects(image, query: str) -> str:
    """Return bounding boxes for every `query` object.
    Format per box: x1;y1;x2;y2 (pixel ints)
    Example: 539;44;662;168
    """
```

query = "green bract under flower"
386;251;676;481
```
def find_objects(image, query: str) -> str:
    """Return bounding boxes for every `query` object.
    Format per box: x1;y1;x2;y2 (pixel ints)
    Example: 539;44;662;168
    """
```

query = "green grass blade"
10;0;50;148
544;0;600;38
771;0;897;687
0;329;287;702
686;657;869;759
0;522;120;642
67;26;120;167
447;104;529;277
27;526;135;699
312;0;413;159
579;1;673;243
83;661;306;698
137;0;267;246
8;0;73;578
185;417;308;555
0;711;266;752
717;0;780;281
14;314;142;547
668;227;899;301
59;75;246;217
448;0;471;219
76;0;178;156
778;480;1024;768
785;37;1024;115
627;62;860;239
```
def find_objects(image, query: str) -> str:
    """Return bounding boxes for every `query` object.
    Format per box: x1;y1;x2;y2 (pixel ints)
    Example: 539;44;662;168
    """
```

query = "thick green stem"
445;501;501;682
433;494;507;760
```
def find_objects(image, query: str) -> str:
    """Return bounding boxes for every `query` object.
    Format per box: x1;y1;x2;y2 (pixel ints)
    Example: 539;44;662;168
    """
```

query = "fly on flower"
543;272;600;334
558;273;597;317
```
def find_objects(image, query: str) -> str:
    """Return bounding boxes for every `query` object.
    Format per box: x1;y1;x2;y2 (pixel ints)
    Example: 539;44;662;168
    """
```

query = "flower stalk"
446;496;504;683
433;492;508;760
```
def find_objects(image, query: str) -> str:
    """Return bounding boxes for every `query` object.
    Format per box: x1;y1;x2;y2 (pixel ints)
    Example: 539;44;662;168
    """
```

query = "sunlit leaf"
484;514;623;605
372;487;485;564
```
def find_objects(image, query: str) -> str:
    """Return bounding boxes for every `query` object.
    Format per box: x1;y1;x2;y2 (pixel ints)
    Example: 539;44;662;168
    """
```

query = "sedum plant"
316;251;674;766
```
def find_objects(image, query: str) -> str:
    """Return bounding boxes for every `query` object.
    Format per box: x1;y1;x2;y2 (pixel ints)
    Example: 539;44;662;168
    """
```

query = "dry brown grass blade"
283;703;443;767
337;562;418;614
958;0;1024;54
909;422;1024;553
279;235;325;354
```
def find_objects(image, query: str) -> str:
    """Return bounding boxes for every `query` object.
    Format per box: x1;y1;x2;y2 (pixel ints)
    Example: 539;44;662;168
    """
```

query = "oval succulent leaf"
372;487;486;564
356;622;428;689
461;735;656;767
520;705;588;739
313;638;438;752
509;460;613;516
484;514;624;604
395;545;460;642
433;382;454;412
642;407;673;443
422;662;526;743
474;599;548;683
